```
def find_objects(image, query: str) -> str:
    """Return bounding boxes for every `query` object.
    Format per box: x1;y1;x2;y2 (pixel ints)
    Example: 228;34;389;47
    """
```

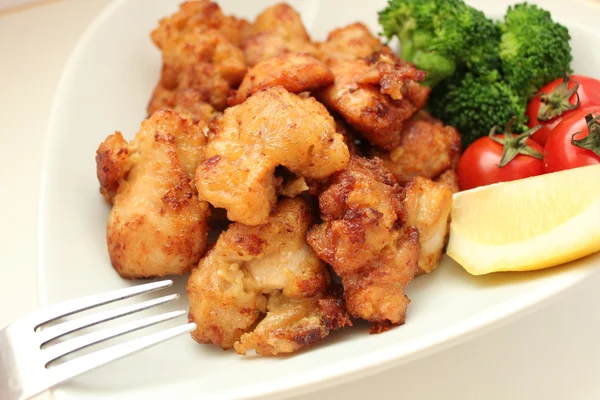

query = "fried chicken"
435;169;460;193
335;118;361;156
370;111;462;184
151;0;251;49
229;52;334;106
404;176;453;274
242;3;317;66
96;109;210;278
306;156;420;332
317;46;429;150
148;1;250;114
148;87;217;124
317;22;384;60
148;27;247;113
195;86;350;226
187;197;351;355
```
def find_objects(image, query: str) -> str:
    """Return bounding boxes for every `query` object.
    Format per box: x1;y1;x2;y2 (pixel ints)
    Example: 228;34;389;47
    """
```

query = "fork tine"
45;322;196;389
33;279;173;327
38;293;180;346
43;309;187;365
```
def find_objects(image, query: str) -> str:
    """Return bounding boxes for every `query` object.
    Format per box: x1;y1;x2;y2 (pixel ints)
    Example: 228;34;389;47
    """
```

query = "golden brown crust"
233;288;351;355
370;111;461;184
435;169;460;194
151;0;251;49
317;22;384;60
314;24;430;150
343;226;420;332
195;86;350;225
307;156;419;329
148;28;247;113
187;197;350;355
241;3;317;66
317;52;429;151
99;109;211;278
335;118;361;157
404;176;453;274
229;52;334;106
96;132;129;203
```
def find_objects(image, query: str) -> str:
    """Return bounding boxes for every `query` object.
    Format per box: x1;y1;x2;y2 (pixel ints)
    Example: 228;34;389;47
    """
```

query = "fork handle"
0;329;28;400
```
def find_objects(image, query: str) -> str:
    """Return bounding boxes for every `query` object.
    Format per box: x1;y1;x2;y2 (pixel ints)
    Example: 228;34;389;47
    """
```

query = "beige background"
1;1;599;399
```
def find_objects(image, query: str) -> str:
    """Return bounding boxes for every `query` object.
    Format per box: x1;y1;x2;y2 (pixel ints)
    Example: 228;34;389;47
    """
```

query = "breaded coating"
187;198;351;355
404;177;453;274
435;169;460;194
148;87;216;124
307;156;419;332
151;0;251;49
279;176;310;198
317;22;384;60
96;110;210;278
242;3;317;66
318;52;429;151
195;86;350;225
229;52;334;105
149;28;247;112
335;118;361;156
370;111;461;184
96;132;129;203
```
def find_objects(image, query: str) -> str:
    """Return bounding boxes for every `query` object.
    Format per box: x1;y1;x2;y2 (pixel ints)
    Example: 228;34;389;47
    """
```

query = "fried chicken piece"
151;0;251;48
404;177;453;274
279;176;309;198
229;52;334;106
331;118;360;156
315;23;430;150
242;3;317;66
435;169;460;193
370;111;462;184
96;110;210;278
149;1;250;113
148;28;247;112
307;156;420;331
195;86;350;225
187;197;351;355
318;52;429;151
317;22;384;60
148;87;217;124
96;133;129;203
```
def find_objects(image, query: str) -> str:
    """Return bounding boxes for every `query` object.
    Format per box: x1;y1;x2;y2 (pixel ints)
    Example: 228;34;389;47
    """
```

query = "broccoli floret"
499;3;572;99
428;71;528;147
378;0;500;86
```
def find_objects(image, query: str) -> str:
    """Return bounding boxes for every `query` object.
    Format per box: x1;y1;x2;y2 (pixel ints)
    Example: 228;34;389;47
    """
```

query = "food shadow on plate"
440;252;600;290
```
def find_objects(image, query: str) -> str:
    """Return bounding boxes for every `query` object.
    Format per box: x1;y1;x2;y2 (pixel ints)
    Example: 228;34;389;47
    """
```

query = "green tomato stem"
572;112;600;157
537;73;580;121
488;118;543;167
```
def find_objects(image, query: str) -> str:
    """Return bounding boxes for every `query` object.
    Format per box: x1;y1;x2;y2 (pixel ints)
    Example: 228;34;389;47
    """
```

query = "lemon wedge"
446;164;600;275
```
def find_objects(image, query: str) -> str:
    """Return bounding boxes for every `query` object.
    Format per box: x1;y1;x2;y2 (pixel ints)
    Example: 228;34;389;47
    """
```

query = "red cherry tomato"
527;74;600;146
457;133;545;191
543;107;600;173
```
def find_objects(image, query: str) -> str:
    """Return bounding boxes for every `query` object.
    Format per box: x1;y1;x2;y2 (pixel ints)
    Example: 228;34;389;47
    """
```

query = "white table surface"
1;1;599;399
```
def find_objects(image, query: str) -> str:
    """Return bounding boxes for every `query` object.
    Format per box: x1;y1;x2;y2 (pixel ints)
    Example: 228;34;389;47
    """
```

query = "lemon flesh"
447;164;600;275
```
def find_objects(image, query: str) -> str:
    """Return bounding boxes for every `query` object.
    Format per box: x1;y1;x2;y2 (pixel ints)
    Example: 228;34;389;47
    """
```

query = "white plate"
38;0;600;399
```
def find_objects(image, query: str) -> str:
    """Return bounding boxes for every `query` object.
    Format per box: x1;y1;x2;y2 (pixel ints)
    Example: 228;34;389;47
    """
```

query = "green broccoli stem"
489;120;543;167
571;113;600;157
538;74;580;121
400;39;416;61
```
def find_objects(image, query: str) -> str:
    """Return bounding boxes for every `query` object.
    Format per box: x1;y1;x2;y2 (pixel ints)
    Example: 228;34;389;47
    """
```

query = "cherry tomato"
543;107;600;173
527;74;600;146
457;131;545;191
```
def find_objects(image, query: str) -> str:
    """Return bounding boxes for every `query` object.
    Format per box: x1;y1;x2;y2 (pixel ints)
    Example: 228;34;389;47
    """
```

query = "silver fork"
0;279;195;400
